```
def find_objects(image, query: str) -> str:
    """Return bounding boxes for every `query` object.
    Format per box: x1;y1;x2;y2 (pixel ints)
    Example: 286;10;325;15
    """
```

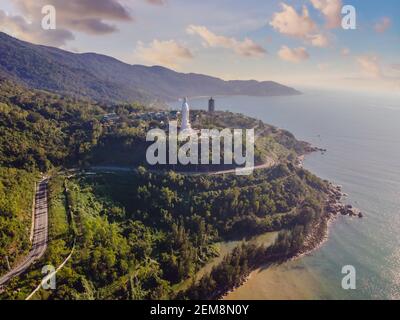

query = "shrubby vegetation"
0;168;36;275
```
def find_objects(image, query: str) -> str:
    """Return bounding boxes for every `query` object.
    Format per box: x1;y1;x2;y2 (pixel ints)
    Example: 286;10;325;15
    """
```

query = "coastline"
220;184;339;300
219;152;362;300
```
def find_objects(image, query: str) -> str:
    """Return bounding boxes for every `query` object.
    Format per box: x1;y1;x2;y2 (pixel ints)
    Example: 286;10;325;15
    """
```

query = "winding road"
89;158;276;177
89;126;277;176
0;178;48;286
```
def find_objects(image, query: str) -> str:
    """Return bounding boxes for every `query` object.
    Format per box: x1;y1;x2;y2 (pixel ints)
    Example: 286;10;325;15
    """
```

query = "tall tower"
181;97;192;131
208;97;215;113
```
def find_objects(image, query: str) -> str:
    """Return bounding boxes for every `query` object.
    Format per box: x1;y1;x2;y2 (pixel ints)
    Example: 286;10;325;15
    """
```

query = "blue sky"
0;0;398;92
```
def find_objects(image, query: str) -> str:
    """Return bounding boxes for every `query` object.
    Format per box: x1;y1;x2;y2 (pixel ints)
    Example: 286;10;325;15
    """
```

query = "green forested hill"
0;79;145;171
1;165;327;300
0;79;104;170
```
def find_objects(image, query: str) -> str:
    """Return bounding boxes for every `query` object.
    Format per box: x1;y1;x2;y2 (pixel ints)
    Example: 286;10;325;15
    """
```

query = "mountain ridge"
0;31;300;104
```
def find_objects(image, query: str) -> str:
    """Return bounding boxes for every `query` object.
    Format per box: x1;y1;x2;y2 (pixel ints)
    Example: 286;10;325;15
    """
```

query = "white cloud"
341;47;350;56
269;3;329;47
0;9;74;46
374;17;391;33
317;63;329;71
134;39;193;68
146;0;167;5
356;55;382;78
186;25;266;57
310;0;342;29
352;56;400;92
309;33;329;47
270;4;316;38
0;0;133;46
391;64;400;72
278;46;309;63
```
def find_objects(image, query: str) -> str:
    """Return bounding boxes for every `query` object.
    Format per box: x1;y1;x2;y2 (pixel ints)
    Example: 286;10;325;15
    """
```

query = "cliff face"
0;32;300;105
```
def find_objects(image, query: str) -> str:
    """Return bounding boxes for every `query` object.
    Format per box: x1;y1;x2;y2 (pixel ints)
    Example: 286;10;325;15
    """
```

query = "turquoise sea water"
170;90;400;299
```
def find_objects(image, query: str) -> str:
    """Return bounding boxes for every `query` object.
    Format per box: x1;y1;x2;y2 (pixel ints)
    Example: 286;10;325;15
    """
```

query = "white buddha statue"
181;97;192;132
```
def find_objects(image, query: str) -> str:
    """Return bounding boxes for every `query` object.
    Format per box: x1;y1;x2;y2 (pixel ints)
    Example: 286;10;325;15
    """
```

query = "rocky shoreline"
214;148;363;300
326;183;364;218
293;150;363;258
294;182;363;260
296;147;363;219
220;178;363;300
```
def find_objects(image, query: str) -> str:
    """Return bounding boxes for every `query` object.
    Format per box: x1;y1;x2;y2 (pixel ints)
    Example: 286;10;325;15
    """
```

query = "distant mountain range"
0;32;300;104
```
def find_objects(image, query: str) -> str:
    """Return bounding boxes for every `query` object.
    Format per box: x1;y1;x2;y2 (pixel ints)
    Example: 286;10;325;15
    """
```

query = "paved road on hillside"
88;127;277;176
204;157;276;175
0;178;48;286
89;157;276;177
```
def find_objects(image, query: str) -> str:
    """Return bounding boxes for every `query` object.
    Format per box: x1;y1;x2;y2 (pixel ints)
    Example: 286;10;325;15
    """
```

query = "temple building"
208;97;215;113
